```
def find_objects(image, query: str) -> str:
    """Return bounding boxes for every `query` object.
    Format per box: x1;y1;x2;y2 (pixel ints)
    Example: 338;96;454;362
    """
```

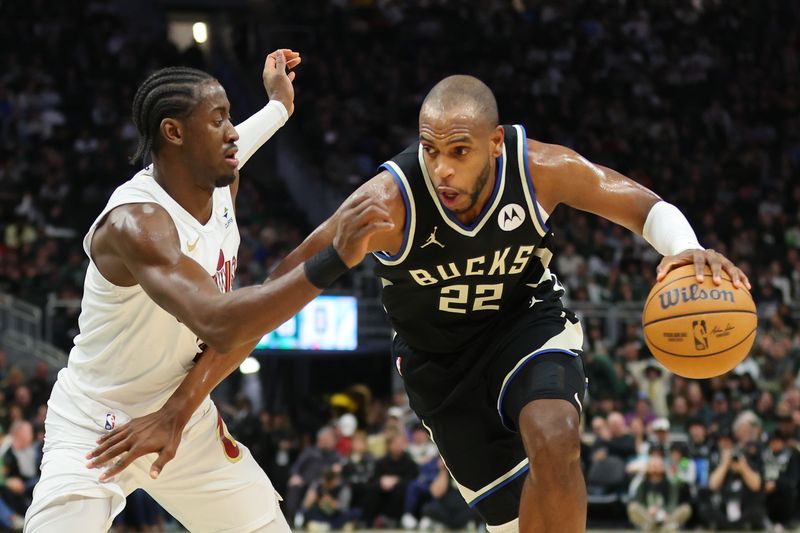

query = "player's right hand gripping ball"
642;264;757;379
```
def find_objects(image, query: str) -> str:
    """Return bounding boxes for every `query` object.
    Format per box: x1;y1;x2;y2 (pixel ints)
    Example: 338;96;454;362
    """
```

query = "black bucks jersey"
373;125;565;354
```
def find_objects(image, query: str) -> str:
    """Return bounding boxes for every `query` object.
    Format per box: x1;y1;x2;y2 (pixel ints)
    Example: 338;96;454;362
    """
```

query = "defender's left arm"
230;49;301;202
530;139;750;288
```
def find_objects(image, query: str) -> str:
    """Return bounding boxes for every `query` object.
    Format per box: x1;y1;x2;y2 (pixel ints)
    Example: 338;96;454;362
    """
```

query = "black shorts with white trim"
392;304;586;525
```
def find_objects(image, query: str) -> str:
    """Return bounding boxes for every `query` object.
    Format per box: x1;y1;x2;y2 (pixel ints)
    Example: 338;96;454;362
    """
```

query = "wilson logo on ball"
658;285;735;310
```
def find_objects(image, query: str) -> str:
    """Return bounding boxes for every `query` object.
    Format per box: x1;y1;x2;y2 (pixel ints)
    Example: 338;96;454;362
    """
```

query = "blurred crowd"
0;0;799;531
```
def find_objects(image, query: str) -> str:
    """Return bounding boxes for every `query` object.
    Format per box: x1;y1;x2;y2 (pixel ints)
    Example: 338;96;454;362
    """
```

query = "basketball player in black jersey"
90;75;750;532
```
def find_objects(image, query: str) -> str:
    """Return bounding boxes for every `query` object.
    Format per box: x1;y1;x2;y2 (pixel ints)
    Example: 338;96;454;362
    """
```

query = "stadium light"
192;22;208;44
239;356;260;374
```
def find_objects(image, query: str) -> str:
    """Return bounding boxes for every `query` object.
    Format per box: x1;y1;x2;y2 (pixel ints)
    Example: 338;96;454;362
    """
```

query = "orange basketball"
642;264;757;379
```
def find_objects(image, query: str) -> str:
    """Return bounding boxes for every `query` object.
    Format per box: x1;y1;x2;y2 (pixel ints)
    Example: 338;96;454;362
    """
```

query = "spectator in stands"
756;391;778;434
587;415;628;500
709;391;735;436
227;395;260;450
0;420;40;517
686;417;714;528
341;431;375;517
628;416;648;458
406;425;437;466
667;396;690;434
648;417;672;452
363;433;418;528
285;426;341;528
418;458;475;532
763;431;800;530
303;464;359;531
666;443;695;486
627;454;691;531
666;442;695;511
707;412;766;530
775;408;800;447
584;347;626;404
685;383;711;423
637;363;670;418
625;398;656;429
605;412;637;461
334;413;358;457
400;455;439;531
26;363;51;410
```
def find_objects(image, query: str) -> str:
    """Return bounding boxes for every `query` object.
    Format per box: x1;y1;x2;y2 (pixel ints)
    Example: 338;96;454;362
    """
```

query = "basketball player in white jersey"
24;50;394;532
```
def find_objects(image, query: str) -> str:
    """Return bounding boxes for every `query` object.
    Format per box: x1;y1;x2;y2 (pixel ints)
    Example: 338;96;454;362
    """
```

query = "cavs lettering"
213;250;237;293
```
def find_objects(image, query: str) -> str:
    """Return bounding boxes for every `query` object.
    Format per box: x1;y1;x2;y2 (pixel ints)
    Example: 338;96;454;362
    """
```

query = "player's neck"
453;157;497;225
152;160;214;224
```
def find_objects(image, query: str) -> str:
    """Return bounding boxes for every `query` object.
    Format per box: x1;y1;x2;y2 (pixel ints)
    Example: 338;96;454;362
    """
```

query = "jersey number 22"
439;283;504;314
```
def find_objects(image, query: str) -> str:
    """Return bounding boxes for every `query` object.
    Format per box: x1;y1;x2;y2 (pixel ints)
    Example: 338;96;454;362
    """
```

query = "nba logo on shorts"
395;356;403;377
105;412;116;430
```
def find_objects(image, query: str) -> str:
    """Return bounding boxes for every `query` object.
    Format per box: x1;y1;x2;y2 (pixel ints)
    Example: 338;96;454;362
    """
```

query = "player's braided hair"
130;66;215;166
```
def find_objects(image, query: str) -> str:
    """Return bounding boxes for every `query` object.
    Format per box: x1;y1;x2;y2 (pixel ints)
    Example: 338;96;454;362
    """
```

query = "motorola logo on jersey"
498;203;525;231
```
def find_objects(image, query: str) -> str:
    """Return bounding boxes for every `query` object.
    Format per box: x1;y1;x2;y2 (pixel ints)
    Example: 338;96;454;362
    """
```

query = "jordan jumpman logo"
421;226;445;249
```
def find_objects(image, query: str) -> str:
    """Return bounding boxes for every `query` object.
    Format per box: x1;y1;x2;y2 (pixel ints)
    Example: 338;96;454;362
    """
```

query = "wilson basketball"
642;265;757;379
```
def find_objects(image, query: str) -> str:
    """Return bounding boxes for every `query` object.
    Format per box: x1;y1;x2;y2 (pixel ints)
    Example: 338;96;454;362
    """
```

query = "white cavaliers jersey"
52;165;240;423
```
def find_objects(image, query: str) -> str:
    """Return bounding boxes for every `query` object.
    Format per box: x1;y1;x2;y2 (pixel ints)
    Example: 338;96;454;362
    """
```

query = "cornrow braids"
130;66;215;166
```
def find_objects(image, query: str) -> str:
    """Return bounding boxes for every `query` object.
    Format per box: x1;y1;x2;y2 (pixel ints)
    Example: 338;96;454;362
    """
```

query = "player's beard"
215;173;237;188
455;159;492;214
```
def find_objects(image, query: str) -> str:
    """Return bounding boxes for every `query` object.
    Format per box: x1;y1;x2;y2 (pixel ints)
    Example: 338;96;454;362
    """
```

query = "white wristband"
642;201;704;256
234;100;289;169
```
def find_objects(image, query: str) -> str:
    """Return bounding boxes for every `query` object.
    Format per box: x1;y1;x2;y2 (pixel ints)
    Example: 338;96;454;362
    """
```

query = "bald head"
420;75;499;130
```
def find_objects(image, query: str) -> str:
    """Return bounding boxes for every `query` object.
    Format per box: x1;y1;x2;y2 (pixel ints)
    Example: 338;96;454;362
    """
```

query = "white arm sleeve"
642;200;704;256
234;100;289;169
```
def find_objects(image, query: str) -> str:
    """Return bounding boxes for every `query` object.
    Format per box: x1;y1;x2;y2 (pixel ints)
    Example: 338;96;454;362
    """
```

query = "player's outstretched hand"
333;194;395;268
656;248;751;289
86;408;184;481
263;49;301;116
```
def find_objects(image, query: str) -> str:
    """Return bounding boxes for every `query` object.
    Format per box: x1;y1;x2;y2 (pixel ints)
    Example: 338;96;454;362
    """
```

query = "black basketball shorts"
392;309;587;525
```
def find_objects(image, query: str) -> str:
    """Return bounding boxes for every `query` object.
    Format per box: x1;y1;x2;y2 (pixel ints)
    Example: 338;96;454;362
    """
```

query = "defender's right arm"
268;170;406;280
92;194;393;353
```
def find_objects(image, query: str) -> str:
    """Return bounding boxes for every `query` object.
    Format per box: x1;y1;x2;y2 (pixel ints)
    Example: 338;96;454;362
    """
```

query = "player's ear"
490;125;504;158
160;118;184;147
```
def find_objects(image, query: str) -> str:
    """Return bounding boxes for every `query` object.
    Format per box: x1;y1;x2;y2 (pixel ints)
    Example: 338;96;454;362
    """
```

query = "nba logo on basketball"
105;412;116;430
692;320;709;351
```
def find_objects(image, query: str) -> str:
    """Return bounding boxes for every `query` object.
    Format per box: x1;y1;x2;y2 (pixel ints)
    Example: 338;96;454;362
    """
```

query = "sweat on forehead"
420;75;499;130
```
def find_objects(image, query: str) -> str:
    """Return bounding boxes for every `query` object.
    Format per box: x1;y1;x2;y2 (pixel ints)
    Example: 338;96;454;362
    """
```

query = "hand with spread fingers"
86;407;184;481
656;248;752;290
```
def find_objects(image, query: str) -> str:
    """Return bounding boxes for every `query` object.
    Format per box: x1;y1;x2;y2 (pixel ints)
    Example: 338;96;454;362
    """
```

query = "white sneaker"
418;517;433;531
402;513;419;530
